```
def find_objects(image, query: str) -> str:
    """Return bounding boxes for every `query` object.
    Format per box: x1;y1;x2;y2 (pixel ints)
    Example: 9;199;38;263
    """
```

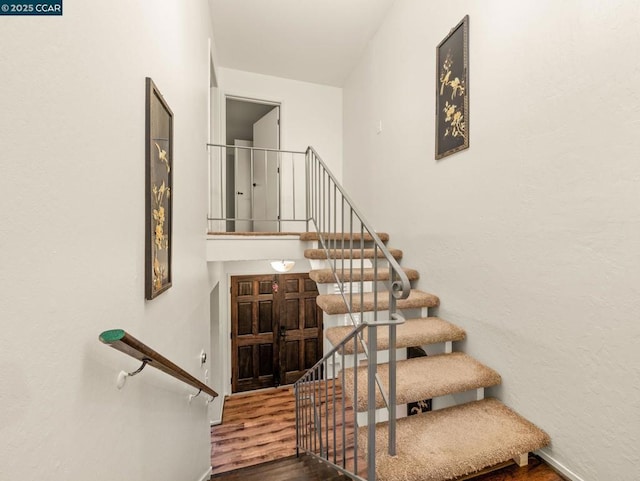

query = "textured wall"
0;1;214;480
343;1;640;480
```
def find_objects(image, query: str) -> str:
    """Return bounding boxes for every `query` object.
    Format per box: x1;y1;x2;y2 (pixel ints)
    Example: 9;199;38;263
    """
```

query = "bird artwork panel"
436;15;469;159
145;78;174;299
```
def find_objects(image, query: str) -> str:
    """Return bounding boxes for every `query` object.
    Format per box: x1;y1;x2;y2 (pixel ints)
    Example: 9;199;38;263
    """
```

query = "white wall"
0;2;215;481
207;262;224;424
343;1;640;480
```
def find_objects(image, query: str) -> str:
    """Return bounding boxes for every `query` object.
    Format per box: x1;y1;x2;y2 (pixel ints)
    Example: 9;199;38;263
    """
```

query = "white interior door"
252;107;280;232
234;139;252;231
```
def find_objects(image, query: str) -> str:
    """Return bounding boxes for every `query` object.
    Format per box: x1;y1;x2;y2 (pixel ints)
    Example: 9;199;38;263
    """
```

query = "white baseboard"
209;395;225;425
537;450;585;481
196;466;212;481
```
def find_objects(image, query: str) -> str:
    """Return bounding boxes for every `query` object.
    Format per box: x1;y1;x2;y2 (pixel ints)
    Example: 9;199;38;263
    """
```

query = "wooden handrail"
99;329;218;399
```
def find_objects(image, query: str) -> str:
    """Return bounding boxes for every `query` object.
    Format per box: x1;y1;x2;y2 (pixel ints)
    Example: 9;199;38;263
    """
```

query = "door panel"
284;341;300;372
231;273;322;393
237;302;253;335
231;274;277;392
278;273;323;385
233;140;252;232
304;298;319;328
284;299;299;329
304;338;319;370
258;301;274;333
252;107;280;232
237;346;253;379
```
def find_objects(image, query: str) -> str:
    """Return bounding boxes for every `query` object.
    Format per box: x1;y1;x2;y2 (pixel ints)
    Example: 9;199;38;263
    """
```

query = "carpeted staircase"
301;231;550;481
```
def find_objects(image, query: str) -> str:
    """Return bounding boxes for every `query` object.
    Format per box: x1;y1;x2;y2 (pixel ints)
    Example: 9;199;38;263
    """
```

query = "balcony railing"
207;143;308;233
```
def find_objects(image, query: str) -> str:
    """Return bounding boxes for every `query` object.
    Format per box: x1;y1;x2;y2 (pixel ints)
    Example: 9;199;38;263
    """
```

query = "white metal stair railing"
295;316;405;481
294;147;411;481
205;142;410;480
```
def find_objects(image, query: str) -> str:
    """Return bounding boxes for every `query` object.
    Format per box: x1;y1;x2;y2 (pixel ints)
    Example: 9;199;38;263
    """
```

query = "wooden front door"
231;273;322;393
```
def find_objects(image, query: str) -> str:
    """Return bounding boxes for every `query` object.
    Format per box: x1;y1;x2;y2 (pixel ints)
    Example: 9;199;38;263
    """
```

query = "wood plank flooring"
211;385;567;481
211;454;351;480
460;454;568;481
211;386;298;475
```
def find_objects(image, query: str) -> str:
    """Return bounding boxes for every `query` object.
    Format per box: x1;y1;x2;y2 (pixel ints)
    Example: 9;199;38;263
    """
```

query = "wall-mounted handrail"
99;329;218;399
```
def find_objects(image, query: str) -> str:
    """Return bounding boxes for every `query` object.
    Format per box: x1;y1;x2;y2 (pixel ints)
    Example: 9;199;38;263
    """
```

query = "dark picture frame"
436;15;469;160
145;78;173;299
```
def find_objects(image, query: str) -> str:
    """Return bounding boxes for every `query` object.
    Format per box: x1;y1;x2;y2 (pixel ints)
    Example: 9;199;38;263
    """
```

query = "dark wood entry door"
231;273;323;393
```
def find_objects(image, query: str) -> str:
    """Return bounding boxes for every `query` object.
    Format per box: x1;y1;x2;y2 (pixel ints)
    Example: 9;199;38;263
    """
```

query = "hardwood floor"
210;454;351;480
460;455;568;481
211;386;567;481
211;386;298;475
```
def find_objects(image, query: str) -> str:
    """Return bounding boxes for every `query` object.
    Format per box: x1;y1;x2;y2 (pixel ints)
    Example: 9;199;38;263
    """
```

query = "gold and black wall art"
436;15;469;160
145;77;173;299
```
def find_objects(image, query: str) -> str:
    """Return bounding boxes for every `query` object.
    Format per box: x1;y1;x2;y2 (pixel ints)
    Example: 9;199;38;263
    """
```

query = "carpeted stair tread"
316;290;439;315
344;352;501;411
300;231;390;243
326;317;466;354
309;267;419;284
362;398;550;481
304;247;403;260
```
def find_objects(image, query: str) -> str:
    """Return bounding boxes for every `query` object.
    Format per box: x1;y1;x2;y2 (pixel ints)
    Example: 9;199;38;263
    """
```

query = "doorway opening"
225;96;281;232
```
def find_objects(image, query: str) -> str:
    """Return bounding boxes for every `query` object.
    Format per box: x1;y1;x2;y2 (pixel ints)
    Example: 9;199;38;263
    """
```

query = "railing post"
276;150;281;232
388;290;397;456
295;383;300;457
316;367;323;458
367;323;377;481
305;149;311;231
249;148;255;231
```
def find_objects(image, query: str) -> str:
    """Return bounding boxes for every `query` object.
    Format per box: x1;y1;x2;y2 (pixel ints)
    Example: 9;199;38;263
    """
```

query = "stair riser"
312;240;379;250
325;317;465;356
299;232;390;243
304;248;403;261
308;258;373;271
310;267;420;284
316;289;440;316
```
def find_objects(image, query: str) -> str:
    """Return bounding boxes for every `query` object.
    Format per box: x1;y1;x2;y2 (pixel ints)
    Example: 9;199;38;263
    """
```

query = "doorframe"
218;93;283;231
223;94;281;149
228;271;323;394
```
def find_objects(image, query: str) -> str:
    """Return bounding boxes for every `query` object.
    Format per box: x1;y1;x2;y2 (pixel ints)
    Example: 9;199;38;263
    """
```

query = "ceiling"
209;0;396;87
226;98;276;144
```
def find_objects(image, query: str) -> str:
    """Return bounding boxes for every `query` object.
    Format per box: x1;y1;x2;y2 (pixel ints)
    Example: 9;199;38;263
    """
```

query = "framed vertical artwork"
435;15;469;160
145;78;173;299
